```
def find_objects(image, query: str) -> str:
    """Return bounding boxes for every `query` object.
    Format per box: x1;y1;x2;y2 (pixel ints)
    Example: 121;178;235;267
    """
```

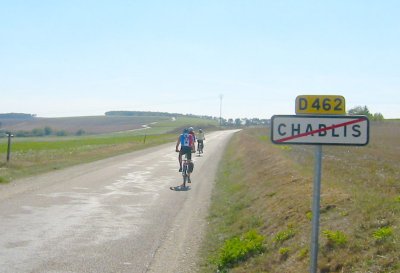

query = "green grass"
0;116;218;182
274;227;296;244
322;230;348;247
0;134;175;182
213;230;265;271
373;226;393;242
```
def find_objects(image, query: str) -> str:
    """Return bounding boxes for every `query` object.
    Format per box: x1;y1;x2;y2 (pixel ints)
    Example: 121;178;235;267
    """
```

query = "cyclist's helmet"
183;128;189;134
199;129;203;133
189;127;194;132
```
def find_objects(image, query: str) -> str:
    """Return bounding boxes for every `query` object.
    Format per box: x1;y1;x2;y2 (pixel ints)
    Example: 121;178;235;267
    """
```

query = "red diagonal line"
276;118;366;143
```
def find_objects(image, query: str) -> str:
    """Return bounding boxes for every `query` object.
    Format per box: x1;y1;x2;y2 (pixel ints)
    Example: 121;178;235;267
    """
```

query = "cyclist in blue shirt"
175;128;195;172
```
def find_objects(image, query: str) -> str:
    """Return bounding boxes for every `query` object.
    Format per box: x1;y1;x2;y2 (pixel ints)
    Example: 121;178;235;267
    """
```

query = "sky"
1;0;399;119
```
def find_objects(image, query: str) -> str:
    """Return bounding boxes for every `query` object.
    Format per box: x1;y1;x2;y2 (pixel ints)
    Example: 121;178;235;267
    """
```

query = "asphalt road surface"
0;130;238;273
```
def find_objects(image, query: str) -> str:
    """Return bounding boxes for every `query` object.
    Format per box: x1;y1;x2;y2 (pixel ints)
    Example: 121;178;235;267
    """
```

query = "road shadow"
170;186;191;191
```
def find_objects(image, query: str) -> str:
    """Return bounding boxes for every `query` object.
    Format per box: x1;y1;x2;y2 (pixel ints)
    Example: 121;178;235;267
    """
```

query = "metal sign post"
310;145;322;273
271;94;370;273
6;132;13;162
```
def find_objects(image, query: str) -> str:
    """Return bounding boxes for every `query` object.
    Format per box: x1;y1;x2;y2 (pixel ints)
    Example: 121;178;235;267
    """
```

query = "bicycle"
181;155;192;187
171;152;194;191
197;141;204;156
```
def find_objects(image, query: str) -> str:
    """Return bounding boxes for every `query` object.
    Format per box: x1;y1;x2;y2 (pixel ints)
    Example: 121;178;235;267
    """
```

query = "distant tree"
235;118;241;127
56;130;67;136
251;118;261;125
76;129;85;136
348;105;371;117
373;112;384;121
348;105;384;121
32;128;45;136
15;131;30;137
44;126;53;136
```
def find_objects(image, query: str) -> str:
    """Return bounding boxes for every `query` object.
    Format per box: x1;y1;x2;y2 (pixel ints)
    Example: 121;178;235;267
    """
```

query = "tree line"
347;105;384;121
0;113;36;119
221;118;269;127
105;110;216;120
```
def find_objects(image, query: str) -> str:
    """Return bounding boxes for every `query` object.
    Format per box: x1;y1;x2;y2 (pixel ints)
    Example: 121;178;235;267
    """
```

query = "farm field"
0;115;170;135
199;121;400;273
0;116;218;183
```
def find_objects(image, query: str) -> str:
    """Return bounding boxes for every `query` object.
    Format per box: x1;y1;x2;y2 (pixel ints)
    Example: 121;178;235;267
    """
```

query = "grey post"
6;132;13;162
310;145;322;273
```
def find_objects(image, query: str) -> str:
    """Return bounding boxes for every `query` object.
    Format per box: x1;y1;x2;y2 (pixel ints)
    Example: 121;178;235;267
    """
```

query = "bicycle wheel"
182;164;188;187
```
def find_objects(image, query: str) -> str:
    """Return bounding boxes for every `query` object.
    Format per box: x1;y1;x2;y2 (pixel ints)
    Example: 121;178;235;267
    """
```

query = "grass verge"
0;134;175;183
199;122;400;273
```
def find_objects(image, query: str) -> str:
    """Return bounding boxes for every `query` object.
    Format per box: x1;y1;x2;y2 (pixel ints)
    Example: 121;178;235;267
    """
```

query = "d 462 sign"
296;95;345;115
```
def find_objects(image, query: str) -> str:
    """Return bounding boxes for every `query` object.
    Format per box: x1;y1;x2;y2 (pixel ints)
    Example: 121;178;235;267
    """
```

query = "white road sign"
271;115;369;145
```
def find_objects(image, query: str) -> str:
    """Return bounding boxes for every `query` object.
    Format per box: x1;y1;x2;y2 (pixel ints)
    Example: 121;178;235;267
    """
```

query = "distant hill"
0;113;36;119
0;111;217;136
0;114;168;135
105;111;180;117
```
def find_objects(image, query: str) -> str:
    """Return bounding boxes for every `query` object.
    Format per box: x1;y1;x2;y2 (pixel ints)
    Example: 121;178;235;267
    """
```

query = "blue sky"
1;0;399;119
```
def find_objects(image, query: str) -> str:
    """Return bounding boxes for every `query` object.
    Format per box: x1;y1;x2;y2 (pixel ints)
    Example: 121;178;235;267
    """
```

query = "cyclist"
176;128;195;172
197;128;205;153
188;127;196;144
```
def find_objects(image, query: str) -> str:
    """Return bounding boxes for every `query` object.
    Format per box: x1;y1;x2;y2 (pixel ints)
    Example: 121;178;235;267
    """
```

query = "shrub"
323;230;348;247
274;228;295;244
279;247;290;257
56;130;68;136
0;176;9;183
76;129;86;136
372;226;393;242
215;229;265;270
44;126;53;135
32;128;45;136
297;247;309;260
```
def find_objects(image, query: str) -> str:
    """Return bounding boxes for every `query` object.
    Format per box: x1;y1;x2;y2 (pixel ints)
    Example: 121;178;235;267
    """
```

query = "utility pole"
219;94;223;126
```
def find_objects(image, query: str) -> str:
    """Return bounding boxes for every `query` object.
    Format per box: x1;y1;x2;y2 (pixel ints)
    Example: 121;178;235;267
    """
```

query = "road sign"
296;95;346;115
271;115;369;145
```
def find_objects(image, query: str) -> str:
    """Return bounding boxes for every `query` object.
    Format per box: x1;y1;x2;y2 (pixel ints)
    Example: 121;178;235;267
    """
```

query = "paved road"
0;130;238;273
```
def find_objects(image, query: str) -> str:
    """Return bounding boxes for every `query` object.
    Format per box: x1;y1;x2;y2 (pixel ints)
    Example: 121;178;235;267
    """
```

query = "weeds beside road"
199;122;400;273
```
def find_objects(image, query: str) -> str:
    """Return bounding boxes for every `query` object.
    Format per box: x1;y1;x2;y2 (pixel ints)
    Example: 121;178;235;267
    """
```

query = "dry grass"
200;121;400;273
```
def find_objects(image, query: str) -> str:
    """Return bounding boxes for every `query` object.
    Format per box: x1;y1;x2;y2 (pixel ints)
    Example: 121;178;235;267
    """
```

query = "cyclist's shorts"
179;146;192;160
